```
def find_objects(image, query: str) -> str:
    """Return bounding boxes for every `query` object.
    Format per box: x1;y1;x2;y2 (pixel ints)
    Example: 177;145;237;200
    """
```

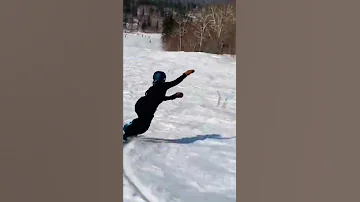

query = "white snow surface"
123;32;236;202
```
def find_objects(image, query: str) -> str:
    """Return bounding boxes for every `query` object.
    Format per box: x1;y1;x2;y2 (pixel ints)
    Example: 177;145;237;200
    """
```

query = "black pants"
124;97;154;137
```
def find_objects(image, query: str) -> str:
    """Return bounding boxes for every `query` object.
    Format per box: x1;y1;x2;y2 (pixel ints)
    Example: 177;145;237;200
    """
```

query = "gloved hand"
184;69;195;76
175;92;183;98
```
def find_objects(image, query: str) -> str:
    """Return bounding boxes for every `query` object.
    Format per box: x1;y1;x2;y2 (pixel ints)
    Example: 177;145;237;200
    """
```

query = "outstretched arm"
164;70;195;89
163;92;183;101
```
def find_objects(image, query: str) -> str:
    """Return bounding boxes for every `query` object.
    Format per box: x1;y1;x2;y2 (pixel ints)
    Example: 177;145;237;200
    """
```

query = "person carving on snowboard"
123;69;195;141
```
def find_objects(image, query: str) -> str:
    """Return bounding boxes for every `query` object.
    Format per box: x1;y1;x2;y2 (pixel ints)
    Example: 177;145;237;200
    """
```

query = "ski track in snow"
123;32;236;202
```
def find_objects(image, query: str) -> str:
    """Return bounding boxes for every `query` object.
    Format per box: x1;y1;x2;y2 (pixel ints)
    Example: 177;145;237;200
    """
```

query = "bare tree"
208;4;235;46
160;0;236;55
174;16;189;51
192;7;212;51
189;40;197;52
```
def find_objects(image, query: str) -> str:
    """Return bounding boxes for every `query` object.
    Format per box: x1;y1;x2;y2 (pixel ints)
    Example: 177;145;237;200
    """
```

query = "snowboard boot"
123;122;132;141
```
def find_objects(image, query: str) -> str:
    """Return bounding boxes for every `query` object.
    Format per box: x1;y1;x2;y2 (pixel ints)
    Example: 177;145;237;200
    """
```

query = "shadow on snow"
139;134;235;144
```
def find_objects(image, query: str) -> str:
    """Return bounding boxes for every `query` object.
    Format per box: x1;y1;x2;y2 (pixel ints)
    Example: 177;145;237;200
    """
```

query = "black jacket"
136;73;187;116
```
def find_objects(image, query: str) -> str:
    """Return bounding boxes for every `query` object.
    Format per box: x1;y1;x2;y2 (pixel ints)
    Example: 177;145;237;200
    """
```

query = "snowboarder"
123;69;195;141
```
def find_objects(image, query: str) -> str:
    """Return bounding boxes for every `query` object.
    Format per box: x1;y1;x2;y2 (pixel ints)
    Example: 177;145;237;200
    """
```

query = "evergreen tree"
124;0;130;13
147;16;151;27
191;3;196;9
141;22;147;31
158;1;165;16
132;3;137;16
162;13;175;40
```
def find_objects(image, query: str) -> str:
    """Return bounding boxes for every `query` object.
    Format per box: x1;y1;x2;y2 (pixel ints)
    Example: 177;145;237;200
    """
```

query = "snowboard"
123;135;144;144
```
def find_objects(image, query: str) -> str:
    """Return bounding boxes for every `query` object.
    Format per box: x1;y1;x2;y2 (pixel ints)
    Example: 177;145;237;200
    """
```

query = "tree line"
124;0;199;17
162;4;236;55
123;0;236;55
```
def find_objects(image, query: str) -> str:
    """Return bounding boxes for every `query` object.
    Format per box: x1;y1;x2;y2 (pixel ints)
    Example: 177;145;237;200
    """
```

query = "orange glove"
184;69;195;76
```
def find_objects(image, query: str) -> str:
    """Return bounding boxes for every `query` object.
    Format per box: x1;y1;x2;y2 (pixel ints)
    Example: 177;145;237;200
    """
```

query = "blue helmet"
153;71;166;84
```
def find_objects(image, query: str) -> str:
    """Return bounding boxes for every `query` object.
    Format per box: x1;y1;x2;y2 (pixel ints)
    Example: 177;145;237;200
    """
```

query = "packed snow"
123;32;236;202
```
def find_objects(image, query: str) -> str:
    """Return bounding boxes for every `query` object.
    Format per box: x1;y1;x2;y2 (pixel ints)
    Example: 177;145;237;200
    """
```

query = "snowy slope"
123;32;236;202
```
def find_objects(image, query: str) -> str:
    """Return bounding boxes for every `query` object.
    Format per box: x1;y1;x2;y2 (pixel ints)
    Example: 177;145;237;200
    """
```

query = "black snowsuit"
124;73;187;138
